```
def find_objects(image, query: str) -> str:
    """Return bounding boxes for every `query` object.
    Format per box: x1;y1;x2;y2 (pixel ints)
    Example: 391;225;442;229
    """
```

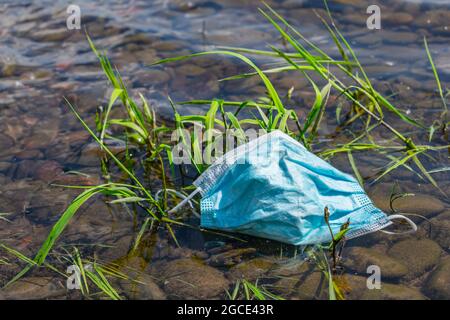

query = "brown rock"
369;183;445;217
388;239;442;279
341;274;369;300
294;271;327;300
0;133;14;149
272;276;299;296
52;173;101;186
2;277;66;300
158;258;229;299
343;247;408;279
429;211;450;250
425;256;450;299
117;257;166;300
227;257;275;282
360;283;427;300
208;248;256;267
384;12;414;26
35;160;63;182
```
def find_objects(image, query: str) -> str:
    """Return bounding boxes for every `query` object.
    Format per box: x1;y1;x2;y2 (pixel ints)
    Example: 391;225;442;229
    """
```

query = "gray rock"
343;247;408;279
388;239;442;279
425;256;450;299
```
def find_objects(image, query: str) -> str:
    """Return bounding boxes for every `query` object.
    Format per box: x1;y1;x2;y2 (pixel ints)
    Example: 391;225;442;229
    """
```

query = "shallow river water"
0;0;449;300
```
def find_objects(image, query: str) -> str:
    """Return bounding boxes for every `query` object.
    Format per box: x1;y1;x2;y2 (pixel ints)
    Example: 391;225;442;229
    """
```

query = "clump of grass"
1;244;127;300
58;247;127;300
227;279;284;300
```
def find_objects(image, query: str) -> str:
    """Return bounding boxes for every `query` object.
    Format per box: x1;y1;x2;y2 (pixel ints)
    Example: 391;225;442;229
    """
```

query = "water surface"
0;0;449;300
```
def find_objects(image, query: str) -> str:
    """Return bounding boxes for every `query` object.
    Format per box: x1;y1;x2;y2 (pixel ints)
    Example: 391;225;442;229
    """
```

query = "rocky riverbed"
0;0;449;299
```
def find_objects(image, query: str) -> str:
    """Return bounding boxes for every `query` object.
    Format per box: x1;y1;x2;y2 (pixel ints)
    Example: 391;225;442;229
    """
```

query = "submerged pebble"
1;277;66;300
369;183;446;217
424;255;450;299
34;160;63;182
119;274;166;300
383;12;414;26
273;267;327;300
117;257;166;300
388;239;442;280
343;247;408;279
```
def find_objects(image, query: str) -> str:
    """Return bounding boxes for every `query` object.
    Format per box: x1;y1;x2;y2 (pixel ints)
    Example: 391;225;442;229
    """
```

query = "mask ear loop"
156;188;200;217
380;214;417;235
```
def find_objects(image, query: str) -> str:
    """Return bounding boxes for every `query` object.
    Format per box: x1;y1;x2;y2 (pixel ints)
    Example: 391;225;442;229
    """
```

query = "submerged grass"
3;1;449;299
227;279;284;300
59;247;127;300
1;243;129;299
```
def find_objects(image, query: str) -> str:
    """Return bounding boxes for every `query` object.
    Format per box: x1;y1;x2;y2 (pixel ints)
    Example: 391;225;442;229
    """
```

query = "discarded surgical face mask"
171;130;416;245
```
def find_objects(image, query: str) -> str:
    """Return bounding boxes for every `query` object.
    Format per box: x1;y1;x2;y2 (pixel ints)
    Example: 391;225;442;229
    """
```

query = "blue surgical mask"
170;130;416;245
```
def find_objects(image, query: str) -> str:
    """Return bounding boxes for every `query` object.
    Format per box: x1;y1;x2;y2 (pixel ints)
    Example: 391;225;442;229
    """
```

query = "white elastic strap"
155;188;200;217
380;214;417;235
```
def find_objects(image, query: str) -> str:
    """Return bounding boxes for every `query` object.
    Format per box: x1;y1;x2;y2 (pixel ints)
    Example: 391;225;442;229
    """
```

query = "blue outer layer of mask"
193;130;392;245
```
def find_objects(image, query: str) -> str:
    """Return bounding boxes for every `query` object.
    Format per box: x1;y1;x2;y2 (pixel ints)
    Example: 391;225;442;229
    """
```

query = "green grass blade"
100;88;123;143
424;37;448;114
347;151;364;186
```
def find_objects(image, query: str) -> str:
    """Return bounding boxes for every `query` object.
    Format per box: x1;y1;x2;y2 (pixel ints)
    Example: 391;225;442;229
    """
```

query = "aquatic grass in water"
159;2;448;193
424;37;449;143
60;247;126;300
